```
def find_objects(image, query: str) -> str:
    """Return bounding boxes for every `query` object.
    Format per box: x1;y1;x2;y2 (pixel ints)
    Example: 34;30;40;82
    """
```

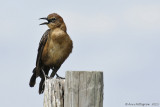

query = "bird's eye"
48;18;56;23
52;18;56;21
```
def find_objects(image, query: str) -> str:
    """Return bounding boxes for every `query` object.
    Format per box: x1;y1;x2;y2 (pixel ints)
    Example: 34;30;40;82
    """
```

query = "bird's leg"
56;73;65;79
50;66;65;79
41;69;49;79
50;68;57;78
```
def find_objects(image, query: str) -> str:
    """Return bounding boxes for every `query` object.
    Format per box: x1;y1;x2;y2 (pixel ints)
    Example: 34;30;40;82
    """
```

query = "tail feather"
29;68;36;87
39;78;45;94
29;66;49;94
38;67;50;94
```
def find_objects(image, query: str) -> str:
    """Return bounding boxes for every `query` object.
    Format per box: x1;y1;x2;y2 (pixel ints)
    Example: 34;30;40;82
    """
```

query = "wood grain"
44;79;65;107
64;71;103;107
43;71;103;107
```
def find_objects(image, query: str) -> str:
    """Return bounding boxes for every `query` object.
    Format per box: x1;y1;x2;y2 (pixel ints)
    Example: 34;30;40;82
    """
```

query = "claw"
56;74;65;79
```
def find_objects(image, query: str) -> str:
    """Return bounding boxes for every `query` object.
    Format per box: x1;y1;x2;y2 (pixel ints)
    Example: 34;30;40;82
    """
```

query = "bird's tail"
39;78;45;94
29;67;37;87
39;67;50;94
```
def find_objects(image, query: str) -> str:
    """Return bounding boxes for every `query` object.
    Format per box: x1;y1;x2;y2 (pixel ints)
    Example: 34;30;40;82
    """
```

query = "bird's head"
40;13;66;31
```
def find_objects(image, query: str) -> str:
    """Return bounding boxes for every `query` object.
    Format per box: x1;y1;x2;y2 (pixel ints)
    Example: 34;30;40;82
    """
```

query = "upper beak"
39;17;49;25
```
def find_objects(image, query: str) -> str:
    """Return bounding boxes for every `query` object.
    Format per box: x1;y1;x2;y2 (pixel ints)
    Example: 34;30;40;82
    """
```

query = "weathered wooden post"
43;71;103;107
43;79;65;107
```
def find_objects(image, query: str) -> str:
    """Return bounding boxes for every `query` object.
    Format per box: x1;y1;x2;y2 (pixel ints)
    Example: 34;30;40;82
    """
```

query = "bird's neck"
60;23;67;32
50;23;67;32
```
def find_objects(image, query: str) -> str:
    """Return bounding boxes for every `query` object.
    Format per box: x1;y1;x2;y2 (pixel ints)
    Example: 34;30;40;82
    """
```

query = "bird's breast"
42;30;72;67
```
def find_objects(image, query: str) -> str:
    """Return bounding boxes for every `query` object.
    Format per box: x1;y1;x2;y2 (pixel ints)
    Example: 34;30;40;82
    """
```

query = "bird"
29;13;73;94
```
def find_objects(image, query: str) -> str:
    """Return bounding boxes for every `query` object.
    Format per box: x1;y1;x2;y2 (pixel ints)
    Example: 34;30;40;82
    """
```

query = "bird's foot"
45;75;53;79
56;74;65;79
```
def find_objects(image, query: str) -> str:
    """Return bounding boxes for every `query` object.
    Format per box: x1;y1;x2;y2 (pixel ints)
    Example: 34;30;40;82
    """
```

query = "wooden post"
64;71;103;107
43;71;103;107
43;79;65;107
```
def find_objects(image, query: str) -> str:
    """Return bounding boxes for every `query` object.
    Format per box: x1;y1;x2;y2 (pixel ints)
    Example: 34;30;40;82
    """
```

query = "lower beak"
40;22;49;25
39;17;48;25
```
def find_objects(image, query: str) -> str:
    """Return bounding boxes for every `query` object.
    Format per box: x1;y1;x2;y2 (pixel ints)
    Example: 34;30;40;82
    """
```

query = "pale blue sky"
0;0;160;107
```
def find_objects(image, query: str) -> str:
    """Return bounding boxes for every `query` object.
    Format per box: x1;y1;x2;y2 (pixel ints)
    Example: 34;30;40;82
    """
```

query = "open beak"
39;17;49;25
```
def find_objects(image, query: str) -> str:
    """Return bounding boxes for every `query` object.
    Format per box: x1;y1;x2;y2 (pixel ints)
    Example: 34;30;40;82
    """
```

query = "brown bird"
29;13;73;94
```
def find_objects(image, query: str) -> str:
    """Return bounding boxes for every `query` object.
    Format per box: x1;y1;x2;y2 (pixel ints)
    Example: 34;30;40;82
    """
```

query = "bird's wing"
36;29;50;67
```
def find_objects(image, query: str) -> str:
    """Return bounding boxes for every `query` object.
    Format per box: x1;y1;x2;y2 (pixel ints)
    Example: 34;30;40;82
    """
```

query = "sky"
0;0;160;107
